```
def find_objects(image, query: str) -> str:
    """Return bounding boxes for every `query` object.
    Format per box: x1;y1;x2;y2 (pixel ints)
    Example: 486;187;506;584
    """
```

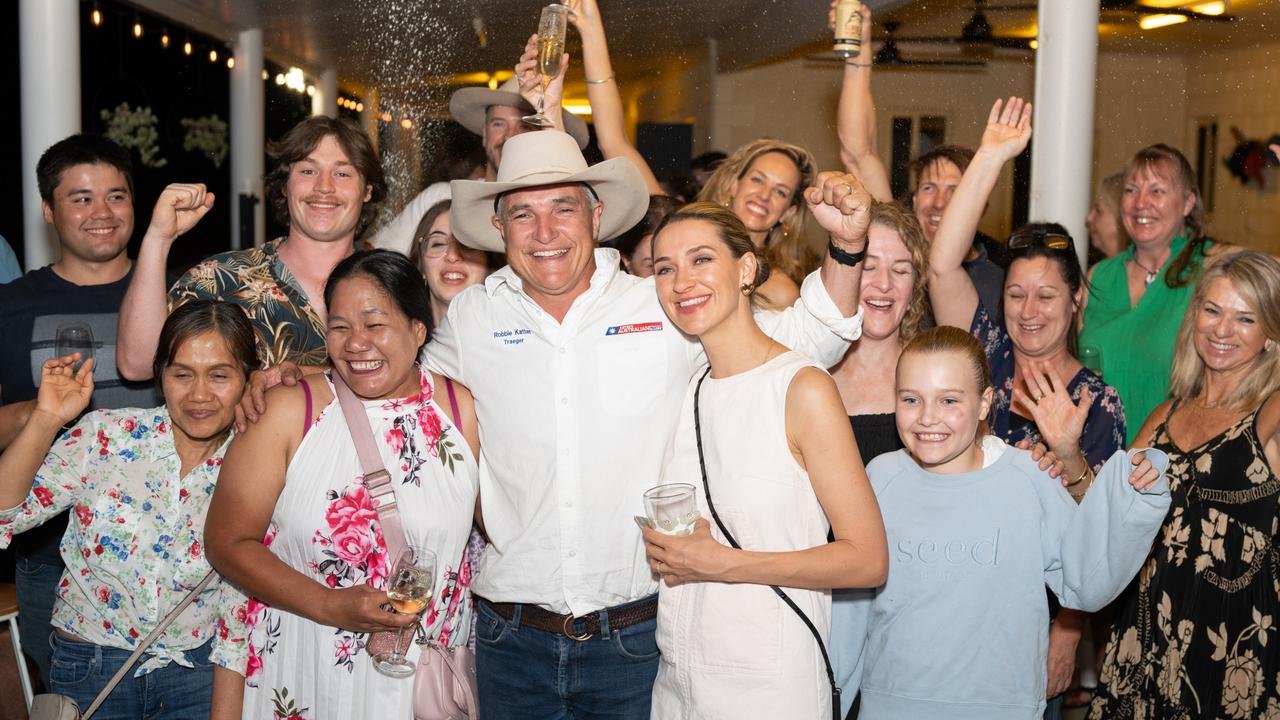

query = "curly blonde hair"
868;201;930;344
697;138;818;286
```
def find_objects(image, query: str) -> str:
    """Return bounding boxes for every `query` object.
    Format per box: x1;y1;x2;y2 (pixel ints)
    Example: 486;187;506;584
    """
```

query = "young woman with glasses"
925;97;1127;720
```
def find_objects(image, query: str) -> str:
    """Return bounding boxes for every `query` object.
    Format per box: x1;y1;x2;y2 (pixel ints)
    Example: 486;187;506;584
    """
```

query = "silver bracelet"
586;74;615;84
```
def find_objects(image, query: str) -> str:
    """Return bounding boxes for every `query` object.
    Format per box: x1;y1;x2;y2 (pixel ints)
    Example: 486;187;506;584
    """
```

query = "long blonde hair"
1168;250;1280;410
869;201;930;344
697;138;818;286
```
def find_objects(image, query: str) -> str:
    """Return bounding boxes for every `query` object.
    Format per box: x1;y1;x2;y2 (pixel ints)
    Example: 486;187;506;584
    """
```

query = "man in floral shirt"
116;115;387;380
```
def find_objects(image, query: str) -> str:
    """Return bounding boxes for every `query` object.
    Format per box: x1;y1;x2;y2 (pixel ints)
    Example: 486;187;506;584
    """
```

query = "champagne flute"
55;323;95;372
372;546;437;678
522;4;569;128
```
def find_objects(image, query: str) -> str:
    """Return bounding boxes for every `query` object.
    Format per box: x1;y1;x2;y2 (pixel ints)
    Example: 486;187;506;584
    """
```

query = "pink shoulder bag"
331;372;478;720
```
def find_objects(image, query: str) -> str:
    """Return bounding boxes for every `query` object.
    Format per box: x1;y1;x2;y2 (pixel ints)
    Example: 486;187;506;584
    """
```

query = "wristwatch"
828;239;867;267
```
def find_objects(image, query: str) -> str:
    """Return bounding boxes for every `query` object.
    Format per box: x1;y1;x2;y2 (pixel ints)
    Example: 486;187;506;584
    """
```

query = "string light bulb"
183;33;193;56
133;15;143;38
91;3;103;27
306;85;316;96
261;69;270;80
355;103;364;112
226;56;235;69
160;27;170;48
209;48;218;62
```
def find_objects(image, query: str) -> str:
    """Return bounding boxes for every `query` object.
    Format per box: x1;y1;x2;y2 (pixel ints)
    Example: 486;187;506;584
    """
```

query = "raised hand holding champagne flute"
517;4;570;128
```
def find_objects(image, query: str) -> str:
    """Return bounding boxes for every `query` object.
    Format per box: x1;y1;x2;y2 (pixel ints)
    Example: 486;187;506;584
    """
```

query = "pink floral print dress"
212;368;478;719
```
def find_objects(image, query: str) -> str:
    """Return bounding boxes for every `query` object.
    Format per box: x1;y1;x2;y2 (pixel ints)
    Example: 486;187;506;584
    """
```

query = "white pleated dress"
213;369;478;720
650;352;833;720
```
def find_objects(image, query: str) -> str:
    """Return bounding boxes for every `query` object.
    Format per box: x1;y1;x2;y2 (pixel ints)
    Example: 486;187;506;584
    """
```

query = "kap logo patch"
605;321;663;336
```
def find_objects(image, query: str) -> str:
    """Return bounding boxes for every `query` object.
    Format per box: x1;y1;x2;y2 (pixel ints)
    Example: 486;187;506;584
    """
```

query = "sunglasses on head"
1008;228;1073;251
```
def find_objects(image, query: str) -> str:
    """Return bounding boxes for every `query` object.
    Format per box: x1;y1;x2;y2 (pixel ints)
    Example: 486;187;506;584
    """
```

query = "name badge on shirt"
605;321;663;336
493;328;531;346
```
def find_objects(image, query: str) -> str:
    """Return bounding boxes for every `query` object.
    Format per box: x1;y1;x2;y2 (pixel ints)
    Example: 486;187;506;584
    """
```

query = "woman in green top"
1080;144;1229;445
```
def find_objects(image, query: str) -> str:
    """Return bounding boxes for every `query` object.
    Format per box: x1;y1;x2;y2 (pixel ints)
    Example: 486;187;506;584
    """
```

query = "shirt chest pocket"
594;334;670;417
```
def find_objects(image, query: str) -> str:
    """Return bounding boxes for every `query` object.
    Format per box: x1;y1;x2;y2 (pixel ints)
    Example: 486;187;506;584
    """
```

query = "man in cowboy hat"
428;129;875;718
366;71;589;253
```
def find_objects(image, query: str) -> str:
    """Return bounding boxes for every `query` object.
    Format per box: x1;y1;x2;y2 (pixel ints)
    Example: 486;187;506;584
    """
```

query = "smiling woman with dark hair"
205;250;481;720
0;300;257;720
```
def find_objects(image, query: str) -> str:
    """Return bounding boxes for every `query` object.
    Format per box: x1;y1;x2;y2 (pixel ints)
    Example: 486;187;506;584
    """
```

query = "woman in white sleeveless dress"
205;251;479;720
642;196;888;719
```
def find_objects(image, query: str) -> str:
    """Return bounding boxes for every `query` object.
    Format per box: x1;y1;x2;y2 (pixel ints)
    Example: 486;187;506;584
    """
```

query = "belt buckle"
562;614;593;641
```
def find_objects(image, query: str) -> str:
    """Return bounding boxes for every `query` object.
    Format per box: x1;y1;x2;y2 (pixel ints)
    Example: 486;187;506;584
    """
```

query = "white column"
230;29;265;249
1029;0;1100;270
312;67;338;118
19;0;81;270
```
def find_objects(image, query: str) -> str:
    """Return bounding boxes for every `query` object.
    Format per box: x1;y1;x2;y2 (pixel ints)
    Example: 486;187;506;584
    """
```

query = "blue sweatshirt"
831;442;1170;720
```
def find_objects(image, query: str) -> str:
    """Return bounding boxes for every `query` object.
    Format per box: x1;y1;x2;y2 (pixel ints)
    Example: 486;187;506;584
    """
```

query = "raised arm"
0;355;93;531
928;97;1031;329
833;2;892;202
568;0;663;194
750;171;872;368
643;368;888;590
117;183;216;380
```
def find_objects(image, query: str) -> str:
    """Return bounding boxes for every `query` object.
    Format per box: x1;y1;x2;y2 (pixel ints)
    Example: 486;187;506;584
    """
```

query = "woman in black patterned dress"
1089;250;1280;719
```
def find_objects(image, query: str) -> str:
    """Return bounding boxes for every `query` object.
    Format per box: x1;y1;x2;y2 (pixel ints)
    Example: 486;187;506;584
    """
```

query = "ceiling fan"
806;21;987;69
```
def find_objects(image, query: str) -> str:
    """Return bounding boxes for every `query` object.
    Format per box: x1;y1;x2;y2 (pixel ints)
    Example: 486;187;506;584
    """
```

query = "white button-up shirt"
425;248;861;615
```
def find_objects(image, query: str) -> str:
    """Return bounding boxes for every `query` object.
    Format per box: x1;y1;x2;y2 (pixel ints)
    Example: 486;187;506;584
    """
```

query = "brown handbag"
331;372;478;720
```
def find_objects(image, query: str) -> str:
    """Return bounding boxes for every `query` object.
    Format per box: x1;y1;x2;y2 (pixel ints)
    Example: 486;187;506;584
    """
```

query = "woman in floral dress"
1089;250;1280;719
206;251;480;720
0;301;258;719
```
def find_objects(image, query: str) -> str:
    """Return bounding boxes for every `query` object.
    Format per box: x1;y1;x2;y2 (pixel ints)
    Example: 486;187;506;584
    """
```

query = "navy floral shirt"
970;301;1127;470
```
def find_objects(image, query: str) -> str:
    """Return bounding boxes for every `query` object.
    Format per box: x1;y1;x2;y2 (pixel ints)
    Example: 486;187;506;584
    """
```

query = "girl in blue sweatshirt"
832;326;1171;720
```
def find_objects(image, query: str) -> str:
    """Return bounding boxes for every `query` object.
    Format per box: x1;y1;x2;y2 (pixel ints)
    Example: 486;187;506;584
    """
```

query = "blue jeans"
475;596;660;719
15;557;62;685
49;634;213;720
1044;694;1064;720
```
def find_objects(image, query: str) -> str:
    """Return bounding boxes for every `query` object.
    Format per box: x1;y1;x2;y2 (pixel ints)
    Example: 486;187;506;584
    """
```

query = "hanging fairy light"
226;56;235;69
261;69;270;80
160;27;171;48
209;48;218;63
91;3;103;27
183;33;193;56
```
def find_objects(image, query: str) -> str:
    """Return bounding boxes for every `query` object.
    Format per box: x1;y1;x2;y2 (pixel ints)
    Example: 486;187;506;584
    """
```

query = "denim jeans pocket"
49;643;95;687
610;619;659;662
475;602;511;646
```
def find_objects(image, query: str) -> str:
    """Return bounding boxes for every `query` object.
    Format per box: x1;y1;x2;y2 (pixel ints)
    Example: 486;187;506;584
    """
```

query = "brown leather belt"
477;595;658;641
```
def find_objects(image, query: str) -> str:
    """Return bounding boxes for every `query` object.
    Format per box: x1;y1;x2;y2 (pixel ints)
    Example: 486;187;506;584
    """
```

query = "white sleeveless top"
651;351;833;719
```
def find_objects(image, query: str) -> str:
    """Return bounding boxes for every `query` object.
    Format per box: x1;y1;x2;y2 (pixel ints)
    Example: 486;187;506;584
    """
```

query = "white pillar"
230;29;265;249
312;67;338;118
19;0;81;271
1029;0;1099;270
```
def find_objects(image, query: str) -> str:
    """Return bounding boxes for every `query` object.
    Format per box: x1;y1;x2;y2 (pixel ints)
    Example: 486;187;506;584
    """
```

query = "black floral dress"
1089;401;1280;720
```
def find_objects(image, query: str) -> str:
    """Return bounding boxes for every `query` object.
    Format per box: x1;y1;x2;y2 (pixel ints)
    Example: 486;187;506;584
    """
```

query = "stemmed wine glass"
522;4;570;128
55;323;95;372
372;546;437;678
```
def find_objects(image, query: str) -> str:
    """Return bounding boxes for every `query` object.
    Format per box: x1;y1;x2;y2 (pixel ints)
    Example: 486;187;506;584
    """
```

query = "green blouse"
1080;232;1208;445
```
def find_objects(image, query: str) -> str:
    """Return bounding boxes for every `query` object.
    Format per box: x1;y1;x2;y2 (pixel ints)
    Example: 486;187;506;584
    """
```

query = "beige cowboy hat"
449;77;590;149
451;130;647;253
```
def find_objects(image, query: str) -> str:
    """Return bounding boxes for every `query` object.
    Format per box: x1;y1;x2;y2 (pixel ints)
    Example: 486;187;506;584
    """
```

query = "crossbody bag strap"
693;367;841;720
331;372;409;561
81;570;217;719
